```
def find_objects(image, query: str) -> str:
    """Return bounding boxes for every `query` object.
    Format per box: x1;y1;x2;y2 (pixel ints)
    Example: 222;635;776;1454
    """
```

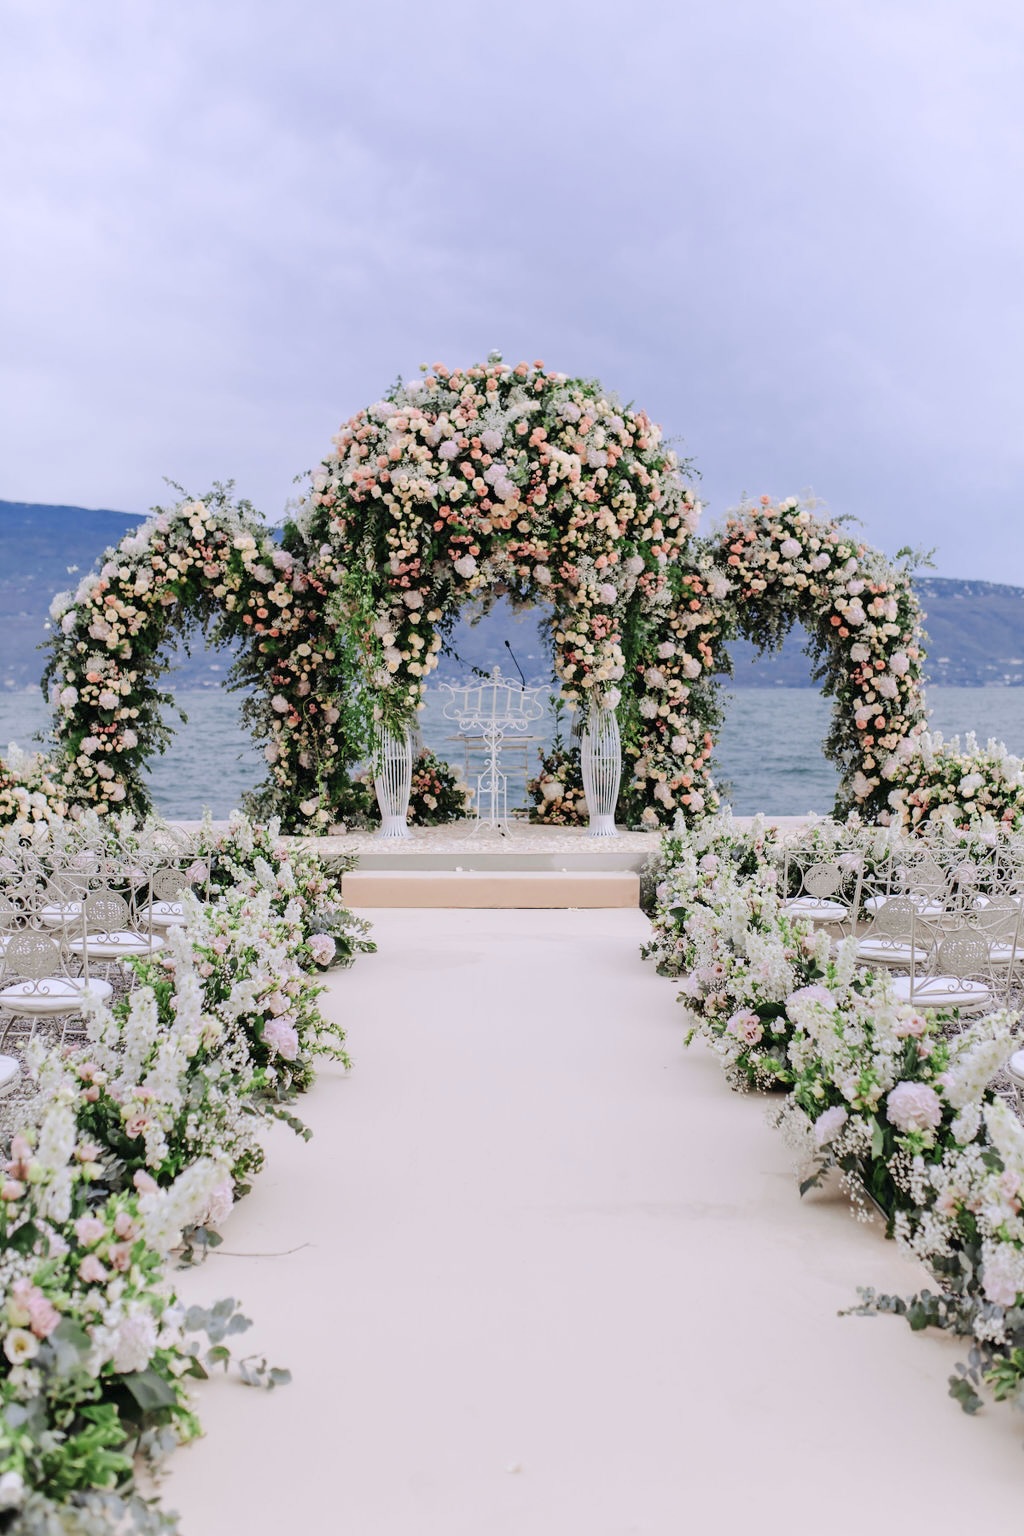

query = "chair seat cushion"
67;932;165;959
0;977;113;1014
138;901;186;928
988;944;1024;967
783;897;848;923
855;939;930;965
864;896;946;919
0;1055;20;1096
889;974;992;1010
38;903;82;928
1008;1049;1024;1083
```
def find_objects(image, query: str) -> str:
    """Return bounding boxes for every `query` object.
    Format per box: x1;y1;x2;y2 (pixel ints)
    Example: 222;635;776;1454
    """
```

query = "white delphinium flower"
138;1157;235;1257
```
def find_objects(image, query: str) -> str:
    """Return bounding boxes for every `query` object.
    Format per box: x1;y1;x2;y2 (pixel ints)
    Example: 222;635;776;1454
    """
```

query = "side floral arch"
706;495;928;822
42;486;351;823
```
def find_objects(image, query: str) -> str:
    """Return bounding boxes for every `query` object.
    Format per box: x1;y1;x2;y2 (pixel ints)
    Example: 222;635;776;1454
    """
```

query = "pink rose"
309;933;336;966
727;1009;763;1044
893;1009;929;1038
74;1216;106;1247
78;1255;108;1284
109;1243;133;1272
27;1293;61;1339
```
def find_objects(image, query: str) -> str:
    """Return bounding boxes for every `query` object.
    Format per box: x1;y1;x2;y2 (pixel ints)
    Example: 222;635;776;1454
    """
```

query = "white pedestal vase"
374;726;413;839
581;706;621;838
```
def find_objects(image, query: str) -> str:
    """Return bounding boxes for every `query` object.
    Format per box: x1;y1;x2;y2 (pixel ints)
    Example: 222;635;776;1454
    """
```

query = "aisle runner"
168;912;1022;1536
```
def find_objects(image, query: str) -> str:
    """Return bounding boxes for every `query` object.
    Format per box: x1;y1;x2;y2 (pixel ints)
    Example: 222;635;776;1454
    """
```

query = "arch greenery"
40;363;928;832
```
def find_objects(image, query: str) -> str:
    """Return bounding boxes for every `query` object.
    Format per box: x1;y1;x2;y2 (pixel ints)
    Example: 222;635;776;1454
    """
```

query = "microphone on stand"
504;640;526;686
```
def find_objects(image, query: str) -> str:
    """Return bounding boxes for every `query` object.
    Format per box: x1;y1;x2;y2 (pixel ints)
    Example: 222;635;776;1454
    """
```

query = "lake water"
2;685;1022;820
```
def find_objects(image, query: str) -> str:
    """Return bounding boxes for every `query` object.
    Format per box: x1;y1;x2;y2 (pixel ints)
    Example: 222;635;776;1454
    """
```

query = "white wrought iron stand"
580;705;622;837
439;668;546;829
374;725;413;839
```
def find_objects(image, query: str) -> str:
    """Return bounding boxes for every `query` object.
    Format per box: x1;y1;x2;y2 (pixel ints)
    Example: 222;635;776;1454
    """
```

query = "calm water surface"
2;685;1022;820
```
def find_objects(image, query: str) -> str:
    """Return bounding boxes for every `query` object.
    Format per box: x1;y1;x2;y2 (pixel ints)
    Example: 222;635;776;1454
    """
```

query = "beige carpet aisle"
166;911;1023;1536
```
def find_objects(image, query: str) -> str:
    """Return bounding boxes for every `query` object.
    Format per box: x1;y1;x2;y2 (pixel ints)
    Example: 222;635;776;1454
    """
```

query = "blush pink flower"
309;933;336;966
263;1016;299;1061
73;1215;106;1247
886;1081;943;1135
727;1009;763;1044
27;1293;61;1339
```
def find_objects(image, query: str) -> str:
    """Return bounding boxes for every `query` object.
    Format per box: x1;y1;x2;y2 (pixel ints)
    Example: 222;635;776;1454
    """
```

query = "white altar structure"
439;668;547;827
372;670;623;840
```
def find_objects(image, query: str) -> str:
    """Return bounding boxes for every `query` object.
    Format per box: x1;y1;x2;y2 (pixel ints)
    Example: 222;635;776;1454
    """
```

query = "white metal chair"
855;896;933;971
781;852;863;937
0;928;112;1046
66;887;165;970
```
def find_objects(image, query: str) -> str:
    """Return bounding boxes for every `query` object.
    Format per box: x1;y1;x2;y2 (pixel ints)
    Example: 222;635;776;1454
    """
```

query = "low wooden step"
341;869;640;909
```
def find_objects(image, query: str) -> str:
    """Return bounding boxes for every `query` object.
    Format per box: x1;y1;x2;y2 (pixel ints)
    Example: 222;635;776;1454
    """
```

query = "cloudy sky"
2;0;1022;582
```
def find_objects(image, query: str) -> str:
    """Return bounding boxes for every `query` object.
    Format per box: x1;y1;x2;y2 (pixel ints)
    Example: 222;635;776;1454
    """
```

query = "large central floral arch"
40;361;929;831
291;356;719;824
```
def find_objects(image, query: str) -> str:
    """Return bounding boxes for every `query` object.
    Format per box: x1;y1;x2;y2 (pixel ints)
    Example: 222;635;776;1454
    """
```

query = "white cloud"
0;0;1022;577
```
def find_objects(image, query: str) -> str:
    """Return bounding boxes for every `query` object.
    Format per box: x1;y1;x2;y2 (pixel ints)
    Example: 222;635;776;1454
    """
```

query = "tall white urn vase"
374;726;413;839
581;706;621;838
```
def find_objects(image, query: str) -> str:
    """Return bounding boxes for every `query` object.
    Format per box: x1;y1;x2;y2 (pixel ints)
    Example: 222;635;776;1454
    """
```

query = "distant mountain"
2;500;1022;693
1;499;243;690
722;577;1024;688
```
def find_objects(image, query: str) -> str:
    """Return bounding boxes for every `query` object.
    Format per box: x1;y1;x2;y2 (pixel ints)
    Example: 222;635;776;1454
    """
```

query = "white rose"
0;1470;24;1511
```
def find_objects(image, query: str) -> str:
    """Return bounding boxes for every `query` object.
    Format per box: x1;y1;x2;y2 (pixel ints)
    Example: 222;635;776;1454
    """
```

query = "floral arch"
39;368;928;833
702;495;928;824
42;486;346;824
